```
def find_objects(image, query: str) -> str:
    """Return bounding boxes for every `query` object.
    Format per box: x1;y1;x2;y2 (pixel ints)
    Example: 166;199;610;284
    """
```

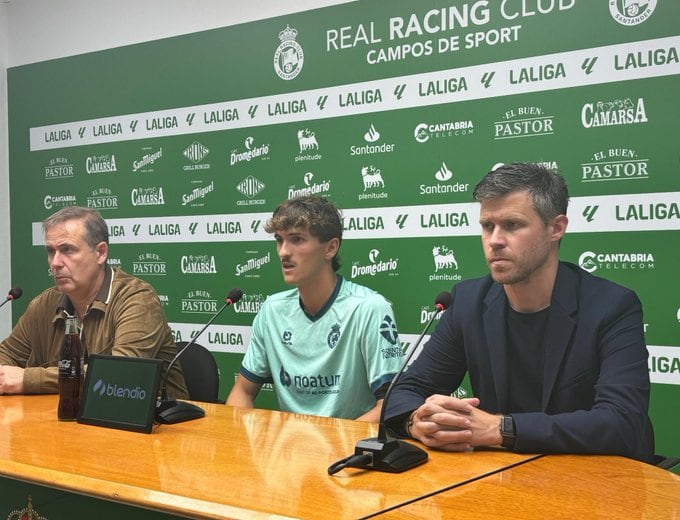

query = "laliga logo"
274;25;304;80
93;379;147;400
609;0;657;26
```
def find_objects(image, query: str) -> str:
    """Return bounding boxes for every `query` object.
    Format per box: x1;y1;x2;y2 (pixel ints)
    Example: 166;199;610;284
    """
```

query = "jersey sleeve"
358;295;403;396
240;303;273;384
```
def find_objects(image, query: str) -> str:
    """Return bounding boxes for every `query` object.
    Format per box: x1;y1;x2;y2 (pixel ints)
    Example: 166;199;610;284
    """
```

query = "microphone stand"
328;296;449;474
155;297;232;424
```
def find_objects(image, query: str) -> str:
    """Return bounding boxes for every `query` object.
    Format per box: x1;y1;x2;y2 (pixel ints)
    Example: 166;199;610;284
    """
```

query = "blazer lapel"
483;284;509;412
541;263;578;410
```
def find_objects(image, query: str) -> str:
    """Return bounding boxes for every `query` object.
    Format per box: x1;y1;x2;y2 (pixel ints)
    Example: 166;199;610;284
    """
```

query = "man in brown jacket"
0;206;188;399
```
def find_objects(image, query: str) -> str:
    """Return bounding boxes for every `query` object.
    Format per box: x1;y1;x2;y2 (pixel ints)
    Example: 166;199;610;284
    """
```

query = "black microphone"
0;287;23;309
155;287;243;424
328;291;453;475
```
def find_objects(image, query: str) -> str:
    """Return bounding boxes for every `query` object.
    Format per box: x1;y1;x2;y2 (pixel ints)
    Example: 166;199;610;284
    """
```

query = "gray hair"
43;206;109;248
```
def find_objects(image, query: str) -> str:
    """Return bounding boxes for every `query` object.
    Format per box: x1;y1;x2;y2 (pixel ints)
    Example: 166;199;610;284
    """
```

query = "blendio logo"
93;379;146;400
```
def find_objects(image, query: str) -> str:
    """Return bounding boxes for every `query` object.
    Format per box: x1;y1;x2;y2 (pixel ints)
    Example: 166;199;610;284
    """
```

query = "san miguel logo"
609;0;657;26
132;146;163;173
274;25;304;80
581;97;648;128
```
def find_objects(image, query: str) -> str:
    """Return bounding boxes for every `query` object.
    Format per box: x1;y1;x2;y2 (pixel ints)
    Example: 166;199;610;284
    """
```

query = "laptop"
77;354;164;434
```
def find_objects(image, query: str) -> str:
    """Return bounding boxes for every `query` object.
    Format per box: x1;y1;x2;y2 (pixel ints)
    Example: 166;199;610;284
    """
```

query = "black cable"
327;453;373;475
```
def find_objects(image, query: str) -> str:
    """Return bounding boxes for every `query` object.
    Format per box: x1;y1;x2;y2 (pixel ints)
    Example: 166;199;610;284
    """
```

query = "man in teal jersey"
226;196;403;421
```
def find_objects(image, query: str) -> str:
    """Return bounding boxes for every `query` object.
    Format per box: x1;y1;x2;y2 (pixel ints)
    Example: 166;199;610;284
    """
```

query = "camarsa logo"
86;154;117;174
180;255;218;274
274;25;304;80
581;97;648;128
609;0;657;26
131;186;165;206
578;250;655;273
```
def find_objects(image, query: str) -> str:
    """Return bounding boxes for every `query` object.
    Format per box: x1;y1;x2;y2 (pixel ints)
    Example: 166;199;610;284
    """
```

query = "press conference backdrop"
7;1;679;454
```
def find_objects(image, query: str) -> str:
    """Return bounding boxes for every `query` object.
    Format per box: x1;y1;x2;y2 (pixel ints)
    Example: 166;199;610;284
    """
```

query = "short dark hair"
265;196;343;271
472;162;569;223
43;206;109;248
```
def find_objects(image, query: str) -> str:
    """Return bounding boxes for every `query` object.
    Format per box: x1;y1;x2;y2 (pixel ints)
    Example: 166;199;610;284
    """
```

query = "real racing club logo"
327;323;341;350
274;25;304;80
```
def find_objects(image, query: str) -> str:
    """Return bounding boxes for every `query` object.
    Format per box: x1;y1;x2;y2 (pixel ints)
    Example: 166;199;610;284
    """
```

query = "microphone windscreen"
8;287;23;300
435;291;452;310
226;288;243;304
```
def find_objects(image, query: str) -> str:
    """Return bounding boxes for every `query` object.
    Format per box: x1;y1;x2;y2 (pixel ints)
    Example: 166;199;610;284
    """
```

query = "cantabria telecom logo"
274;25;304;80
609;0;657;26
578;250;654;273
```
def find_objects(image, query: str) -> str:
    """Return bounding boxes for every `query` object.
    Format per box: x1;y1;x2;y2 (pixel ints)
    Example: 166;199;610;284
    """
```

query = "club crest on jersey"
327;323;341;349
379;315;399;345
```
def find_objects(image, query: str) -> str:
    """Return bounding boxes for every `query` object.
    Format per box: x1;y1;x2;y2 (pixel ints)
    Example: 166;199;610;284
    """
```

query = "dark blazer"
385;262;654;463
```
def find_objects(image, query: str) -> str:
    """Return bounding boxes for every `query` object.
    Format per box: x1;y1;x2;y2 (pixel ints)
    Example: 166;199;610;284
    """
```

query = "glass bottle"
57;316;84;420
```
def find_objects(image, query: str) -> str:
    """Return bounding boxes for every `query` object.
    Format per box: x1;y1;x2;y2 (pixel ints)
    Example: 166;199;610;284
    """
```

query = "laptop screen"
78;354;163;434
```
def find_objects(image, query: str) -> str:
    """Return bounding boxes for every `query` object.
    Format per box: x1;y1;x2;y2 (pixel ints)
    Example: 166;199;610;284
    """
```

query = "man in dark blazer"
385;163;654;463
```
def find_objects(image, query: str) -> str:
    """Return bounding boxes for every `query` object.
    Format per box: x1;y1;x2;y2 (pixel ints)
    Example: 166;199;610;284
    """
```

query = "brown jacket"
0;267;188;399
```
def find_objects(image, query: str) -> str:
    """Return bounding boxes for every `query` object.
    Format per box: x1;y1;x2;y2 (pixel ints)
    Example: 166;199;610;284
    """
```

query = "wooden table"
378;454;680;519
0;395;539;519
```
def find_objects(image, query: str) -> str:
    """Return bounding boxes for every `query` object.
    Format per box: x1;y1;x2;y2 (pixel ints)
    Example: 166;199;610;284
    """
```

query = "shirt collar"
54;265;114;321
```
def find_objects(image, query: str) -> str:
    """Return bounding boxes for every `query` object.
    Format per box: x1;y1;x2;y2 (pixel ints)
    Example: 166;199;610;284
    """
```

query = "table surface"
379;453;680;519
0;395;540;519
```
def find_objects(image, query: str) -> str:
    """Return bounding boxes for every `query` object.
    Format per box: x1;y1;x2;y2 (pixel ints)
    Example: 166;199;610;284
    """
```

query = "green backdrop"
7;1;679;457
